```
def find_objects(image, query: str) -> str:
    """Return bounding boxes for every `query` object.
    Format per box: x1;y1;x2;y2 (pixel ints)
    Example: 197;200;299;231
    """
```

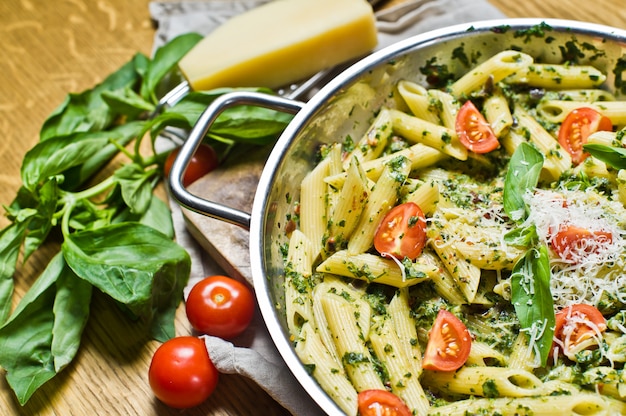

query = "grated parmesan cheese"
522;186;626;309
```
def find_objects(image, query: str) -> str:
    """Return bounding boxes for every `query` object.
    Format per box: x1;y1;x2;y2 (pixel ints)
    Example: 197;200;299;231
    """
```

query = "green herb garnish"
0;32;293;405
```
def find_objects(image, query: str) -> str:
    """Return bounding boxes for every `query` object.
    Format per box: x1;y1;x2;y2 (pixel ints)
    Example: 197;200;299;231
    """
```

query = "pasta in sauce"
282;49;626;415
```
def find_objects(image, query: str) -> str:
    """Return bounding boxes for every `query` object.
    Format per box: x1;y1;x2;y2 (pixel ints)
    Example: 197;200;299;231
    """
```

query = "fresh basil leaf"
21;133;111;191
583;143;626;169
101;87;155;118
51;266;92;372
0;253;69;404
152;88;293;145
65;199;115;232
62;121;148;190
62;223;190;341
40;91;105;140
0;222;28;323
137;195;175;239
113;163;157;214
111;194;175;239
140;32;203;102
503;224;539;247
503;142;544;222
40;55;143;141
22;178;59;260
511;245;555;367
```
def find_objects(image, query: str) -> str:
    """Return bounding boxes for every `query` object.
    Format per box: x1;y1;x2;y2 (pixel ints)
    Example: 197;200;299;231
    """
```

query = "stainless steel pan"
169;18;626;414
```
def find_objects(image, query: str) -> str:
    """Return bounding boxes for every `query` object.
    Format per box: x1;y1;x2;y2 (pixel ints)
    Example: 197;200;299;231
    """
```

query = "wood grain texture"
0;0;624;415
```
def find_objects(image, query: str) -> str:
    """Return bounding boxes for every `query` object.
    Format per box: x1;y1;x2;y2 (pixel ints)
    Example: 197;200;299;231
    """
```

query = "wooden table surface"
1;0;624;415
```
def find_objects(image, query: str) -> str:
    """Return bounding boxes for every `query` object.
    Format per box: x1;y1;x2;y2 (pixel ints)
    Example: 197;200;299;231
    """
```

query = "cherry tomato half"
422;309;472;372
552;304;606;355
164;143;219;187
186;275;255;340
455;100;499;154
374;202;427;261
357;389;412;416
558;107;612;165
148;336;219;409
551;225;613;262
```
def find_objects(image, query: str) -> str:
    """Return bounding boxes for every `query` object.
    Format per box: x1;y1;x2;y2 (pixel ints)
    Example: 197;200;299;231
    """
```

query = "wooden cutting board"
181;144;272;283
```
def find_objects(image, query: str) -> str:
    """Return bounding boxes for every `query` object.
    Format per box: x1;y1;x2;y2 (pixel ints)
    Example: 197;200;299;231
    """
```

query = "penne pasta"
388;108;468;161
537;99;626;125
300;154;332;257
316;250;436;288
483;91;513;137
347;156;411;255
283;49;626;415
513;106;572;180
370;314;430;414
295;322;358;416
505;63;607;89
320;294;384;391
448;50;534;96
397;80;441;124
343;107;394;170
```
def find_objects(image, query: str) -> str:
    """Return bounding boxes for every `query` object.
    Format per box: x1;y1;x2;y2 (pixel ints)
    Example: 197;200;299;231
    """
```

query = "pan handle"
168;91;304;230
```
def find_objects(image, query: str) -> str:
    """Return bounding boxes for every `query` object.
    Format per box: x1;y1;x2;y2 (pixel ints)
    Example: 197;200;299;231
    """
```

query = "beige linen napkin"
150;0;505;414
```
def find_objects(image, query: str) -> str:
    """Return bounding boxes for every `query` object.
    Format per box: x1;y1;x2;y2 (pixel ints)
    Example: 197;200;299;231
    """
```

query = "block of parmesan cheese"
178;0;378;91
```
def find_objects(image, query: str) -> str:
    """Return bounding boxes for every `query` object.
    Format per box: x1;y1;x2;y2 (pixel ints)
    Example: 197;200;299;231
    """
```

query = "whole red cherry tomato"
357;389;412;416
164;143;219;187
186;275;255;340
558;107;612;165
455;100;499;154
422;309;472;372
148;336;218;409
374;202;427;261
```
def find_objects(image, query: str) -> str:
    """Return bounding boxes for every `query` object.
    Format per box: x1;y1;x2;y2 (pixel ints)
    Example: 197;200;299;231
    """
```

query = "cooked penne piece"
428;89;458;130
418;249;467;304
324;143;446;189
328;156;369;243
343;107;394;170
426;392;626;416
506;63;607;89
587;130;626;147
347;156;410;255
370;315;430;414
537;100;626;125
508;333;539;372
316;250;436;288
427;222;482;303
513;107;572;179
388;289;423;369
294;322;358;416
320;294;384;391
300;154;332;257
483;91;513;137
404;179;440;216
284;230;315;335
389;108;468;161
466;341;507;367
448;50;534;96
397;80;441;124
423;366;554;397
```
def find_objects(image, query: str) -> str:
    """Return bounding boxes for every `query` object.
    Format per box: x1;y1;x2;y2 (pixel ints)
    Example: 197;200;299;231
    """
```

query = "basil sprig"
0;31;294;405
503;142;555;366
